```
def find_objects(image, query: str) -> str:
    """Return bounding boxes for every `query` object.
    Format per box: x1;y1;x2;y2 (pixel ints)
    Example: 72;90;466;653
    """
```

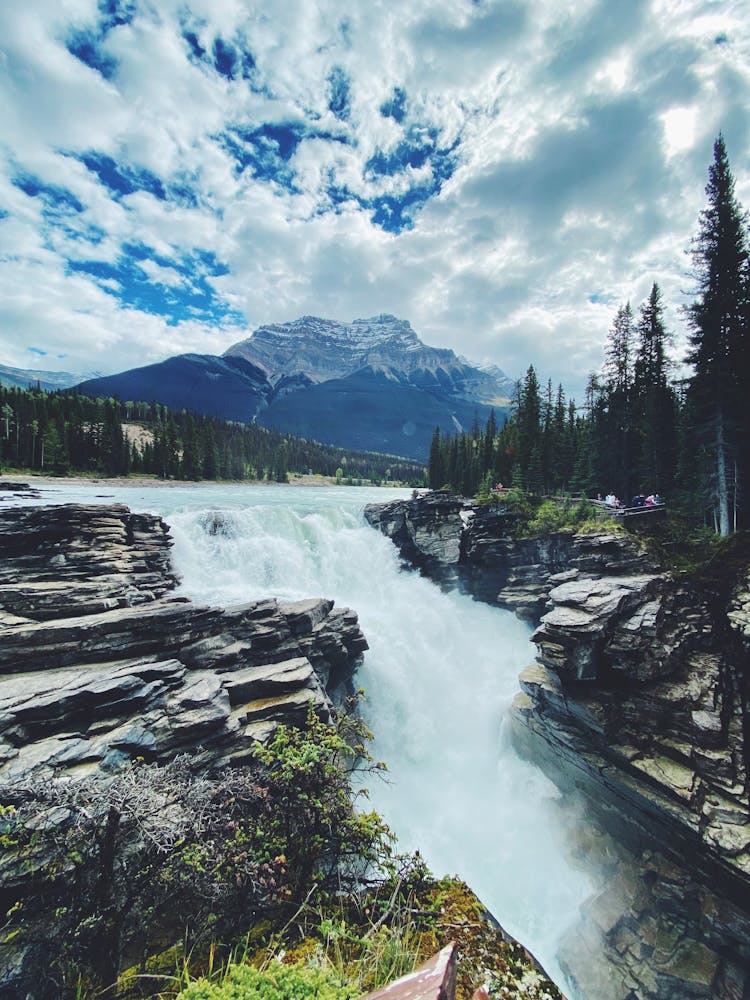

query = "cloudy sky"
1;0;748;399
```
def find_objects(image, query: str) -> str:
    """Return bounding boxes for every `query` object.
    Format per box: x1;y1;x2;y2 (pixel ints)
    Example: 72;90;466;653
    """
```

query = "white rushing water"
8;482;595;994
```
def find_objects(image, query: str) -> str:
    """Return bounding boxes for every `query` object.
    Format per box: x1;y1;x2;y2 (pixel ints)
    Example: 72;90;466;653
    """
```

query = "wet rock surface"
0;504;368;782
365;494;750;999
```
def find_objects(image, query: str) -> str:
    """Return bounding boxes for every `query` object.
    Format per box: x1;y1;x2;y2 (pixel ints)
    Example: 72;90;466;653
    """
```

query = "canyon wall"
0;503;367;782
364;493;750;1000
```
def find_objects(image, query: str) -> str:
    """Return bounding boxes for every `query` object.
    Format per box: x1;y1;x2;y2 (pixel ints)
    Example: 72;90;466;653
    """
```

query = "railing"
361;943;489;1000
589;499;666;518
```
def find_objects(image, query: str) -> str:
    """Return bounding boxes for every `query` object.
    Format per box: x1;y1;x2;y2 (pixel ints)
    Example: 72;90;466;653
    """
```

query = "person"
604;492;616;506
631;494;646;507
653;493;664;505
646;494;655;506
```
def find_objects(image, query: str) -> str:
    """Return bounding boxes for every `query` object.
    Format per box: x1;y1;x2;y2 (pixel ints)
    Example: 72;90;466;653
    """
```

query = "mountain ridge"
74;315;514;460
0;363;102;392
225;314;516;403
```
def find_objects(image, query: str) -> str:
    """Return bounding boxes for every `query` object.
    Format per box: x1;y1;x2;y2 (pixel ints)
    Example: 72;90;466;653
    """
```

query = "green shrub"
0;707;393;997
250;704;392;901
499;488;533;519
176;960;356;1000
521;498;601;537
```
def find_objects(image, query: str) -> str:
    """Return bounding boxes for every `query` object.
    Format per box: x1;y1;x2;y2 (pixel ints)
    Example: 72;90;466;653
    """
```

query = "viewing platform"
588;498;667;520
487;487;668;523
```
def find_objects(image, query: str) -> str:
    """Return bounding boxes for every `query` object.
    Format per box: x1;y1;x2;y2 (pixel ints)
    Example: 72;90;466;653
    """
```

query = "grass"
132;878;563;1000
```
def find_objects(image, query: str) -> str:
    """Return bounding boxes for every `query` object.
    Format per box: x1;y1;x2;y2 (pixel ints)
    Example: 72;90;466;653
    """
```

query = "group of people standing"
601;492;664;509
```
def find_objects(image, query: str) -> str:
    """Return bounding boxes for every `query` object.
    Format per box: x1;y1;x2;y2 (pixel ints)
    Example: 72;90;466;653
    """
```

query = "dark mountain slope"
71;315;512;460
257;367;497;459
77;354;271;422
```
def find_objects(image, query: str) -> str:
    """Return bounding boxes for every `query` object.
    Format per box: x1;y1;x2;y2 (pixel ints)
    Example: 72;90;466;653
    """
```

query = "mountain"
0;363;99;392
77;354;271;423
73;316;514;460
255;365;499;457
225;314;515;403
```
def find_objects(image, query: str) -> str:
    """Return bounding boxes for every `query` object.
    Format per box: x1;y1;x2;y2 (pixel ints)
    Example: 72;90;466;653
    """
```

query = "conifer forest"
428;136;749;535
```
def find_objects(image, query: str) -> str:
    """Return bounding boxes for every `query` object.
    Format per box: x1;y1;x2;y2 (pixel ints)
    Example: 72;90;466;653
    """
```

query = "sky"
1;0;749;400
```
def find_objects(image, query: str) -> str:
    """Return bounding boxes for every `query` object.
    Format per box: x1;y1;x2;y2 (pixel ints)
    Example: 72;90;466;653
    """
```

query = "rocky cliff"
364;494;750;999
0;503;368;783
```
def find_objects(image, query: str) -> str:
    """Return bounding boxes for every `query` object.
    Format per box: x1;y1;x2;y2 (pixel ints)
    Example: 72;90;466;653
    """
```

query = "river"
6;481;598;995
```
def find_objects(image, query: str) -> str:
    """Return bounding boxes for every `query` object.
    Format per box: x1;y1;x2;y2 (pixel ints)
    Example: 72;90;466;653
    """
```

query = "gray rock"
0;504;368;784
367;491;750;998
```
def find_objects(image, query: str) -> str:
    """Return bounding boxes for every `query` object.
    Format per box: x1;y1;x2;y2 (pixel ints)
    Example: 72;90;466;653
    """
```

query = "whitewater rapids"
9;482;595;994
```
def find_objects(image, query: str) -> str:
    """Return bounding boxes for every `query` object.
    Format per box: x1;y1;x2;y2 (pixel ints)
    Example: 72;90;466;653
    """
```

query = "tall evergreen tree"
685;135;749;534
517;366;541;489
633;283;677;495
428;427;444;489
598;304;635;499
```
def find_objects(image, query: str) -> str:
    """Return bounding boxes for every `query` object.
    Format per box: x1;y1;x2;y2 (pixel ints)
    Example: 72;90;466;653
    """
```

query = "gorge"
2;481;749;998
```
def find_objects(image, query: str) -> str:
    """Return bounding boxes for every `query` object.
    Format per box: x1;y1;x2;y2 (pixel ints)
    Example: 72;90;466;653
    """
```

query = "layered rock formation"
364;494;750;999
0;503;368;783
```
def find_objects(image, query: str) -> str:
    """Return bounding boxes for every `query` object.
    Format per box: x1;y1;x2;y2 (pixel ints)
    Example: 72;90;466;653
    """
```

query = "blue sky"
1;0;748;398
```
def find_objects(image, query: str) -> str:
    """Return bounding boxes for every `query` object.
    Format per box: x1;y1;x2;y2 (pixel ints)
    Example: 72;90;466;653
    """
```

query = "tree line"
428;135;749;535
0;388;425;485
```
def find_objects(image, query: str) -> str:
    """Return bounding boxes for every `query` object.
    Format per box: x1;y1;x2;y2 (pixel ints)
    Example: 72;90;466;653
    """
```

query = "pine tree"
428;427;444;489
517;365;541;487
633;283;677;496
598;305;635;500
686;135;749;534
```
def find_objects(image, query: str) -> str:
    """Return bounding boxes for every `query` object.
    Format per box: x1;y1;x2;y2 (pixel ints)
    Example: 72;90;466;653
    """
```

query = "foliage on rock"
169;877;561;1000
0;707;393;998
249;704;392;902
176;961;356;1000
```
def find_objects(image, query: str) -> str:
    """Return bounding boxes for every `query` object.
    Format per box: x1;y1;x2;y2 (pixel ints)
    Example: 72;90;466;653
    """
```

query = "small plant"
176;960;356;1000
474;472;496;506
250;705;392;903
499;488;533;519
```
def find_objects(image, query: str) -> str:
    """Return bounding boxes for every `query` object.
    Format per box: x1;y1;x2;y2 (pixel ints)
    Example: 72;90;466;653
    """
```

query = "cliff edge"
364;493;750;999
0;503;368;782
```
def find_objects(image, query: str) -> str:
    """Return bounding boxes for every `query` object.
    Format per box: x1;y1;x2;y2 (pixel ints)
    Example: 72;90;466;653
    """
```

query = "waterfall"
160;486;595;994
10;483;595;995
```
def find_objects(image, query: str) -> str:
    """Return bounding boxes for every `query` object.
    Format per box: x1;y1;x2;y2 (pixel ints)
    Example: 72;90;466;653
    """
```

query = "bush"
521;498;597;536
0;707;393;998
499;488;533;519
177;961;356;1000
250;705;392;901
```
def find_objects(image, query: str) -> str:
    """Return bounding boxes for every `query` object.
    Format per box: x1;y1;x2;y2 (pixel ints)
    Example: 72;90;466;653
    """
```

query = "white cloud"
0;0;748;401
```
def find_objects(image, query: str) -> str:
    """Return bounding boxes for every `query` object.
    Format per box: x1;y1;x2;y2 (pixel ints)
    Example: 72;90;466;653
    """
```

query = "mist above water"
159;486;595;994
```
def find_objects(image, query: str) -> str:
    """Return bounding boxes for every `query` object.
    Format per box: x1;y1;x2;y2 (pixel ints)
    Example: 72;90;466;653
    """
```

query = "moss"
414;879;563;1000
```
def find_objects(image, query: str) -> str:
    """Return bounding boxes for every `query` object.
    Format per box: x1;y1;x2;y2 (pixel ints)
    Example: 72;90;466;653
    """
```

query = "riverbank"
0;471;355;491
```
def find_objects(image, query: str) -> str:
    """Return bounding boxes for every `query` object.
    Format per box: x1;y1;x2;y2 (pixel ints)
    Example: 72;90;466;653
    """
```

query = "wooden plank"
361;942;457;1000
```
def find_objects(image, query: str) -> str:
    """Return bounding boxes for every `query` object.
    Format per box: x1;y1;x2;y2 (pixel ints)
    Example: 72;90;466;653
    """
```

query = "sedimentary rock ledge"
365;493;750;999
0;504;368;782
